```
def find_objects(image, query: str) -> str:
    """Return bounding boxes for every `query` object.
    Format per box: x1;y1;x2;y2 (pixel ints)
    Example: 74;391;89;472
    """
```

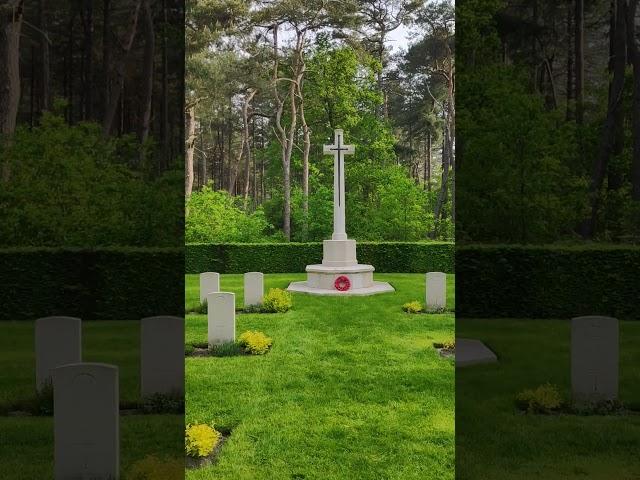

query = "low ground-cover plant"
141;392;184;414
425;305;447;314
515;384;563;414
571;399;625;415
209;342;245;357
238;331;273;355
194;300;207;314
260;288;293;313
185;423;221;458
402;301;423;313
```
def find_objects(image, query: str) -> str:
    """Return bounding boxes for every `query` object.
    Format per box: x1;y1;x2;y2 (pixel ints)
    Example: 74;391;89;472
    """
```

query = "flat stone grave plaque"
456;338;498;367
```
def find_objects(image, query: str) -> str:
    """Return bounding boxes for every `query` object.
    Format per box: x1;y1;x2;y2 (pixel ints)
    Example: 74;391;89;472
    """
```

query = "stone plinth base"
287;264;394;296
287;237;394;296
287;280;394;296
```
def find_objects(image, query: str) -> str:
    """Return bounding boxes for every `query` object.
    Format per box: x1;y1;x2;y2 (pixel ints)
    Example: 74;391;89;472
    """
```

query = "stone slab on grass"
456;338;498;367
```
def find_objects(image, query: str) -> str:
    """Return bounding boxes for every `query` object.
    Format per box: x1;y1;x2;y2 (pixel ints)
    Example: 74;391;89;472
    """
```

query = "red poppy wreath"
334;275;351;291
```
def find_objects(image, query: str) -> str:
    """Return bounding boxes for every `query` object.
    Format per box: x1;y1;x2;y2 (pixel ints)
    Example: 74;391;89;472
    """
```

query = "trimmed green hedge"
456;245;640;320
0;247;184;320
186;242;454;274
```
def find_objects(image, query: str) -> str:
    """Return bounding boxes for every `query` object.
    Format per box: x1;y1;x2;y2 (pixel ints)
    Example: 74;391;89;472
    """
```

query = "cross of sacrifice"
323;129;355;241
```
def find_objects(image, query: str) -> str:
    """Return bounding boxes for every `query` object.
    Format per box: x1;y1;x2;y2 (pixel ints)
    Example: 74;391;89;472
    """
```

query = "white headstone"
323;129;355;241
571;316;619;404
35;316;82;390
140;316;184;397
207;292;235;345
425;272;447;310
199;272;220;303
53;363;119;480
244;272;264;307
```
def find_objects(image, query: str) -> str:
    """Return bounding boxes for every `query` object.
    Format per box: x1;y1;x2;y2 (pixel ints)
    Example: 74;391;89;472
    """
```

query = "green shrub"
185;242;454;274
402;301;423;313
185;423;221;458
31;381;54;416
261;288;293;313
515;384;563;414
0;247;183;320
0;113;183;248
186;186;275;243
140;392;184;414
194;300;207;315
456;244;640;320
238;331;273;355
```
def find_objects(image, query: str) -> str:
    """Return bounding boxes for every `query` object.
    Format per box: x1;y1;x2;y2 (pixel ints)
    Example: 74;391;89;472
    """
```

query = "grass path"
186;273;455;480
456;318;640;480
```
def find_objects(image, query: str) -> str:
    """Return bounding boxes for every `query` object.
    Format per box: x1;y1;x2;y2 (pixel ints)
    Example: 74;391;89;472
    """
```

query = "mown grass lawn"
0;320;183;480
186;273;455;480
456;318;640;480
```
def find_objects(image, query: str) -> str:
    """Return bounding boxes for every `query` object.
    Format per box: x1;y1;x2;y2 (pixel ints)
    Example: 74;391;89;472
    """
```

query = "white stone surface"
321;239;357;266
456;338;498;367
571;316;618;404
208;292;235;345
323;129;354;241
306;264;374;290
53;362;119;480
140;316;184;397
287;129;393;296
288;280;394;296
199;272;220;303
425;272;447;310
244;272;264;307
35;316;82;390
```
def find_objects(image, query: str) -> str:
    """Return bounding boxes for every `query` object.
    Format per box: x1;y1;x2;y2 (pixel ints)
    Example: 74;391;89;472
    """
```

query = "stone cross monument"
288;129;394;296
324;129;354;241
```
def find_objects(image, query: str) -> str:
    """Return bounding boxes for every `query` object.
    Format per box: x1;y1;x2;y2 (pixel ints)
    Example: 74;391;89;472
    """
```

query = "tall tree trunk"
102;0;142;136
575;0;584;124
271;23;295;241
160;0;169;171
67;8;77;124
628;0;640;201
82;0;94;120
185;104;196;200
0;0;24;181
581;0;626;238
242;89;256;209
298;68;310;239
433;124;451;238
38;0;50;112
424;131;432;190
138;0;154;164
566;0;575;121
103;0;111;119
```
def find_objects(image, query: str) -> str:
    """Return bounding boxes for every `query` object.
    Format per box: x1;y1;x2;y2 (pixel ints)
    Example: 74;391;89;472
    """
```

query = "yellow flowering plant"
238;330;273;355
402;301;423;313
185;423;221;458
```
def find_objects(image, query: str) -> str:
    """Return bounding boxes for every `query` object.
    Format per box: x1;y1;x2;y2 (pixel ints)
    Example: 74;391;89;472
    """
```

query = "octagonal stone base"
287;264;394;296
